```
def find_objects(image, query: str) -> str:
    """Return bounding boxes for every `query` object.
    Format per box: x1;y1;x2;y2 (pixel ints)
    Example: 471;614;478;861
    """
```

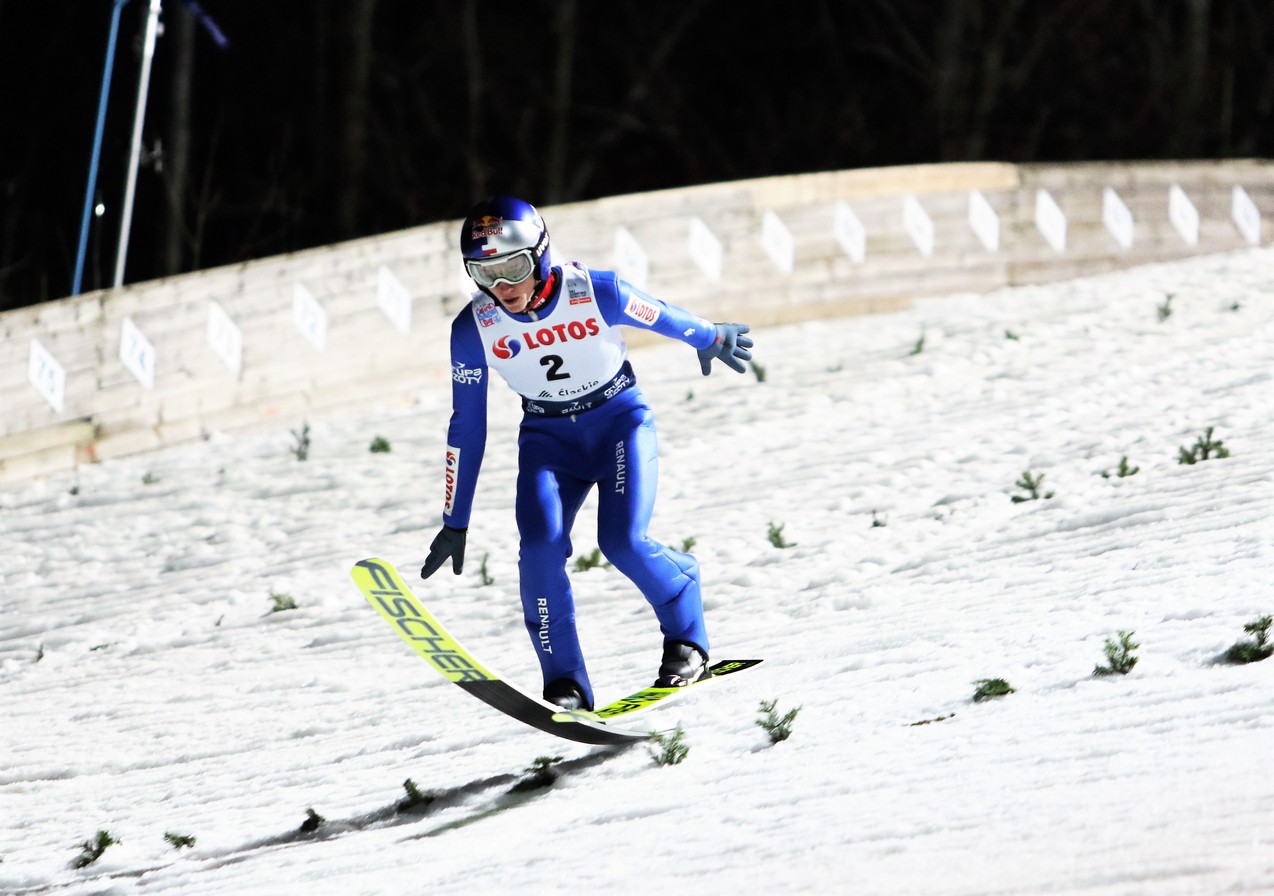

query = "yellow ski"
553;659;763;725
352;557;648;746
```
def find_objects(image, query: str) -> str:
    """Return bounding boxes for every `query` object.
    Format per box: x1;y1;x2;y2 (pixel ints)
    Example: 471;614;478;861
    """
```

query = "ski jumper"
442;261;718;708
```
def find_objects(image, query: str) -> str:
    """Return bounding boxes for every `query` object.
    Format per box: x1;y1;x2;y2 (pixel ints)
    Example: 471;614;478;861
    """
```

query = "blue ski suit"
442;261;717;708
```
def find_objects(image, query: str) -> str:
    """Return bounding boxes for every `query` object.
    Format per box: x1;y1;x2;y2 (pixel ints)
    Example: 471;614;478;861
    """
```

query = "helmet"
460;196;551;294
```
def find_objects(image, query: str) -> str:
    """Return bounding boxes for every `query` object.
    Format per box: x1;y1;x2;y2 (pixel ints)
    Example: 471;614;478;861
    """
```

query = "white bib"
471;263;627;401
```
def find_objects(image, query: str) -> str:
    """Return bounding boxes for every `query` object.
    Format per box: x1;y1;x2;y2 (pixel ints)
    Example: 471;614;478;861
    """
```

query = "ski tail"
560;658;765;724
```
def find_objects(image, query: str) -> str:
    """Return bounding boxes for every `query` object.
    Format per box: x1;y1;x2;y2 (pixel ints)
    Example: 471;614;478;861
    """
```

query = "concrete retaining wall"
2;159;1270;486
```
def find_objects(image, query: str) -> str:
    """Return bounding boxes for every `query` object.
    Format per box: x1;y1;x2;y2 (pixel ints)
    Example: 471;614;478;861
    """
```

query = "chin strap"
528;269;557;312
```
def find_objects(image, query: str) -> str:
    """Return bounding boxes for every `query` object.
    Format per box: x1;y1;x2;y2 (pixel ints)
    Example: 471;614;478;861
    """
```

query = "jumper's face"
491;275;536;314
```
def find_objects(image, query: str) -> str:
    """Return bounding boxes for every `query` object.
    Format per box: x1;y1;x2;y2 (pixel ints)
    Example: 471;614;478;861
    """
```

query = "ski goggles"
465;250;535;288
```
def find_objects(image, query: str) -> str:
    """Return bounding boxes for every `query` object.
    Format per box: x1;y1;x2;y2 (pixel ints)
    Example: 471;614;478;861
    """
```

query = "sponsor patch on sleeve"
443;447;460;516
623;294;660;326
452;361;483;384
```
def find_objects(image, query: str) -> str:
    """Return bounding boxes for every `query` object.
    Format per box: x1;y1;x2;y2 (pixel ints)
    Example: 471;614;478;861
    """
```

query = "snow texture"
3;247;1273;895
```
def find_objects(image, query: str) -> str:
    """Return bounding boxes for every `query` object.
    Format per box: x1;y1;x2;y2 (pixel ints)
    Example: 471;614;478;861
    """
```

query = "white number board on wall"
688;217;723;282
903;195;934;256
119;317;156;389
207;301;243;374
614;226;649;288
1231;185;1261;246
760;211;794;273
458;262;477;300
1102;187;1134;249
1169;184;1200;245
292;283;328;351
968;190;1000;252
28;338;66;413
1035;189;1068;253
378;265;412;334
833;201;866;263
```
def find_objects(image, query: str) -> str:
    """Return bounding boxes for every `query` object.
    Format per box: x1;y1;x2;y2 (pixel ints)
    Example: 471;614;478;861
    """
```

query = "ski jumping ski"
352;557;649;745
352;557;761;745
555;659;764;726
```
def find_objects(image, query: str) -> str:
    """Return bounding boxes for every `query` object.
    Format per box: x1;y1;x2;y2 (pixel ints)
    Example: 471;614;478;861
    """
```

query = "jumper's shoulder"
451;294;482;326
448;297;489;360
584;265;619;287
580;266;623;316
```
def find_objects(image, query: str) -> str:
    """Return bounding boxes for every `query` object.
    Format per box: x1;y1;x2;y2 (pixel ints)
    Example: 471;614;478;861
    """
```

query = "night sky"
2;1;1272;311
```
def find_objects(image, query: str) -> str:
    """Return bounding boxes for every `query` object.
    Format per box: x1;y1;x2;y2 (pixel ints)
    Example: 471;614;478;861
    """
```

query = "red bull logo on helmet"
471;215;504;239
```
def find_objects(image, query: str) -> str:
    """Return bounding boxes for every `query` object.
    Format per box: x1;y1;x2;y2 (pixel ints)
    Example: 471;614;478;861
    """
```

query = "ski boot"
543;678;590;711
654;640;710;687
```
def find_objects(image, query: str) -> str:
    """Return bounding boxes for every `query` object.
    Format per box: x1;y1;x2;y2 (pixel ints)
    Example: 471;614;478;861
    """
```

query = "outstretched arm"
596;273;717;349
608;275;753;376
423;312;488;579
441;313;488;528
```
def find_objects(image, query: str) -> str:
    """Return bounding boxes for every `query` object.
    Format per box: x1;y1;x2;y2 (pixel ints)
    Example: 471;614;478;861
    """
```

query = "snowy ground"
2;247;1273;895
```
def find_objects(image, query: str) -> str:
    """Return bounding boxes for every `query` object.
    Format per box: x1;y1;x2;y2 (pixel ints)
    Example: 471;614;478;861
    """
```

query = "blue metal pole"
73;0;131;297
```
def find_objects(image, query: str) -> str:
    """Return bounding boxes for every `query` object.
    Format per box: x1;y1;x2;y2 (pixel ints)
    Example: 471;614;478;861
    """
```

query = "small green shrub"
164;832;197;849
767;522;795;548
72;830;118;868
480;553;495;586
291;423;311;461
756;699;801;744
1101;457;1140;479
750;360;768;382
1224;615;1273;665
369;436;392;453
298;808;324;833
972;678;1015;702
510;755;564;793
648;725;690;766
1178;427;1230;465
397;778;435;813
1093;630;1139;676
269;592;297;613
1011;471;1054;503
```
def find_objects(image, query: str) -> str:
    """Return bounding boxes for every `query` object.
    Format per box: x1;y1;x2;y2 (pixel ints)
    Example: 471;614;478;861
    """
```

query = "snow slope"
2;247;1273;895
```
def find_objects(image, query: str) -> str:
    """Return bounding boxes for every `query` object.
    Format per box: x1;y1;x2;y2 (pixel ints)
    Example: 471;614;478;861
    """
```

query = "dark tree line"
1;0;1271;311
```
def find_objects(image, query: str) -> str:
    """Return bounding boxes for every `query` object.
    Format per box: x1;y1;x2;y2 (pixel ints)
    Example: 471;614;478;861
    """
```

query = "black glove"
698;322;753;375
421;525;467;579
